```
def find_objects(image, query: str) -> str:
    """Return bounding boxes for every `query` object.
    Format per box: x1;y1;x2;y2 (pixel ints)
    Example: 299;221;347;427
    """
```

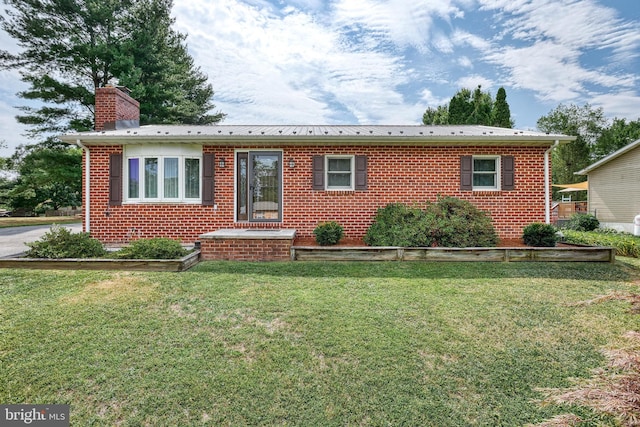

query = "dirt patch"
62;273;157;304
533;294;640;427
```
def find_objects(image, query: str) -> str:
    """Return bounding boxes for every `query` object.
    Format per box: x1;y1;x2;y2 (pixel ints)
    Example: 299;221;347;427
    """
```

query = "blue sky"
1;0;639;155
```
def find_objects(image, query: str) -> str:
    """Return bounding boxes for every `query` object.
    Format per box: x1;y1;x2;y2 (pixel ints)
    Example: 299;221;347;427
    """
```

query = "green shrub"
364;198;498;247
115;237;188;259
522;223;558;247
426;197;498;247
562;229;640;258
363;203;433;247
313;221;344;246
564;213;599;231
25;225;107;258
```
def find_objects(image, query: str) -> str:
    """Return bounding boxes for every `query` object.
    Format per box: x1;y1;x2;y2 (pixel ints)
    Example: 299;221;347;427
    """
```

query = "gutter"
75;139;90;233
544;140;559;224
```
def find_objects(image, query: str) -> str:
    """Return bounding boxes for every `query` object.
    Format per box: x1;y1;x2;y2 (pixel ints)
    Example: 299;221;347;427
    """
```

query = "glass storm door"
236;152;281;222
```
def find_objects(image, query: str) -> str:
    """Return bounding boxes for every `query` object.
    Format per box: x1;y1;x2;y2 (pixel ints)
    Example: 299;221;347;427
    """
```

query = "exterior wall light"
218;157;226;168
288;158;295;168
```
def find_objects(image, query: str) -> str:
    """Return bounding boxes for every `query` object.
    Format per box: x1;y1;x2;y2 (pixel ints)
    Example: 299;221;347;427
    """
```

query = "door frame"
234;149;283;223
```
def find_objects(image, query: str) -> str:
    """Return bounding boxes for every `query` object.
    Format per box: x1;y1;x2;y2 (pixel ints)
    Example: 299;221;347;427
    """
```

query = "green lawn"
1;260;640;426
0;216;80;228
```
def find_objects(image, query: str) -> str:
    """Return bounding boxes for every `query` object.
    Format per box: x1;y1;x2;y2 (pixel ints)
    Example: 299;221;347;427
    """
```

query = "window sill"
470;190;502;196
325;190;356;196
123;200;203;204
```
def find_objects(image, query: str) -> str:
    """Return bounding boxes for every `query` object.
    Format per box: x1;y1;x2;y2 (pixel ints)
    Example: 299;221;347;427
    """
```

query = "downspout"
75;139;90;233
544;140;559;224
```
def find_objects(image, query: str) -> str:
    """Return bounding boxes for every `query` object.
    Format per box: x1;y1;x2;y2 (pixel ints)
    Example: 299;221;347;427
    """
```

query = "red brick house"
60;86;573;260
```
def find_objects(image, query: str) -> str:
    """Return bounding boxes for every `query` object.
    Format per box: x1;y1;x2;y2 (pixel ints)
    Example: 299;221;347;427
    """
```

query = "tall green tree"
537;104;608;199
422;105;449;125
0;0;224;137
1;0;224;212
7;147;82;213
592;118;640;160
447;88;473;125
492;87;512;128
422;86;512;127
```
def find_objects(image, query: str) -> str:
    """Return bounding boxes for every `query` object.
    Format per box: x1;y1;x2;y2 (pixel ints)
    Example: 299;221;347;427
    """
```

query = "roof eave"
60;134;575;147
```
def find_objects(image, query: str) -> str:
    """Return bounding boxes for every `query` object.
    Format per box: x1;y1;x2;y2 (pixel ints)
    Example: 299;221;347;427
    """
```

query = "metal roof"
60;124;574;146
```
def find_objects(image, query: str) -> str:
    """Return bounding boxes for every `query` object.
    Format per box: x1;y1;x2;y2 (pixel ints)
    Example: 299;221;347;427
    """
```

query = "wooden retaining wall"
0;250;201;272
291;246;616;263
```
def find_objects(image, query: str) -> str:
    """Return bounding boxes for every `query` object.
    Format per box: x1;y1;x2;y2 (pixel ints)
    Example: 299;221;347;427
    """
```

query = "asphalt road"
0;223;83;258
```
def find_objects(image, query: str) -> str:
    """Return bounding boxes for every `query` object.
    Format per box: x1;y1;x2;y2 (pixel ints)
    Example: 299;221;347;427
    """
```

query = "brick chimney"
94;86;140;131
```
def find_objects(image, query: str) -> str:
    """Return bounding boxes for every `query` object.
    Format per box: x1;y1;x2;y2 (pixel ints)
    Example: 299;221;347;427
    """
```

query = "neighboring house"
60;86;574;260
576;138;640;233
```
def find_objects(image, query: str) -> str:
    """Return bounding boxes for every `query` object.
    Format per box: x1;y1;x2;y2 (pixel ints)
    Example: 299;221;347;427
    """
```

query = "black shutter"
312;155;324;190
502;155;515;190
109;153;122;206
355;155;368;190
460;156;472;191
202;153;215;206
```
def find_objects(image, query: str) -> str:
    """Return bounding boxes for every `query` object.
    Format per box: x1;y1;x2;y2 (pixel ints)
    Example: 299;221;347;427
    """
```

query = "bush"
426;197;498;247
313;221;344;246
364;198;498;247
564;213;599;231
115;237;189;259
25;225;107;258
364;203;433;247
522;223;558;247
562;229;640;258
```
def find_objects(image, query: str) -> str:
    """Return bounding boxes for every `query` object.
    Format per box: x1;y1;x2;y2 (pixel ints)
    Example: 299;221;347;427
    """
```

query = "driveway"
0;223;83;258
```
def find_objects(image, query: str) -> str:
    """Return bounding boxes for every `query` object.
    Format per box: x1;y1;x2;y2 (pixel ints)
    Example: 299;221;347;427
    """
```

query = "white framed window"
472;156;500;191
125;145;202;202
326;155;354;190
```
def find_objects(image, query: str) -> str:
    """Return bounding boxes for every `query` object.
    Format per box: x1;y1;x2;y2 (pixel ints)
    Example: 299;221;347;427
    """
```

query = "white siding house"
576;138;640;233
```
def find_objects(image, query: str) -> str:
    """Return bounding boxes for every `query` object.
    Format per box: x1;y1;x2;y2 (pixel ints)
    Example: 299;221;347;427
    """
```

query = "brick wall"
200;238;292;261
94;86;140;131
83;144;550;244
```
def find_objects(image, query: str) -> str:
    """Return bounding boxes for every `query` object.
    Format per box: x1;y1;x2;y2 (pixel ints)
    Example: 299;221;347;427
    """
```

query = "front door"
236;151;281;222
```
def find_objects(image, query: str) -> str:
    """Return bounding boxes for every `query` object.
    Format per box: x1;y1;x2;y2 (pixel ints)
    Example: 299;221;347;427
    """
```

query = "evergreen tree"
492;87;512;128
467;85;492;125
447;88;473;125
422;86;512;127
0;0;224;137
422;105;449;125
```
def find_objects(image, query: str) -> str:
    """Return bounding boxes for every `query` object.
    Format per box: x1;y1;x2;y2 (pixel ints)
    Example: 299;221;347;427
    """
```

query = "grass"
0;216;80;228
2;260;640;426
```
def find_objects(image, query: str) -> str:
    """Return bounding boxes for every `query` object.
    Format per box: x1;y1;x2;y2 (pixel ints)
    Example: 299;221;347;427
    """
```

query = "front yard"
2;260;640;425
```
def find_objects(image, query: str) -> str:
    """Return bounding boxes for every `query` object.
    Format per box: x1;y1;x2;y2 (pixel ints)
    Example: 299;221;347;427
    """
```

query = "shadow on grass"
189;258;639;282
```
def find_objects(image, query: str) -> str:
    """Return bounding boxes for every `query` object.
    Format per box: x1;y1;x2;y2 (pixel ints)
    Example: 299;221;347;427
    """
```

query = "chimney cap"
103;84;132;95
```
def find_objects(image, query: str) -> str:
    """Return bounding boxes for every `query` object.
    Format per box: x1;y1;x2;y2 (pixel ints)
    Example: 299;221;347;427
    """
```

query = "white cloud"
590;91;640;121
173;0;424;124
455;75;494;92
332;0;464;51
474;0;640;109
457;56;473;68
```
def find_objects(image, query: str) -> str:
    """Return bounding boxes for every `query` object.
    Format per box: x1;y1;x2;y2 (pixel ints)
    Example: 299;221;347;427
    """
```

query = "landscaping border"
0;250;201;272
291;245;616;262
